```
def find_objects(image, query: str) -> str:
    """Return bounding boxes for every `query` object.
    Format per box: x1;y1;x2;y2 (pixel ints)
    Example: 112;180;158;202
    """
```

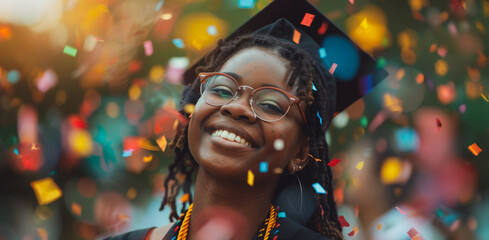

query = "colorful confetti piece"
156;135;168;152
238;0;255;8
71;202;82;216
317;21;328;35
143;40;153;56
318;48;326;59
377;223;382;230
143;154;153;162
338;215;350;227
63;45;77;57
247;170;254;186
123;149;134;157
292;29;301;44
468;143;482;156
407;227;425;240
329;63;338;75
259;161;268;173
308;154;321;162
300;13;315;27
355;161;364;170
207;25;217;35
481;88;489;102
317;111;322;125
327;158;341;167
172;38;185;48
180;193;190;203
312;82;318;91
312;182;327;194
278;212;286;218
31;178;63;205
396;206;405;214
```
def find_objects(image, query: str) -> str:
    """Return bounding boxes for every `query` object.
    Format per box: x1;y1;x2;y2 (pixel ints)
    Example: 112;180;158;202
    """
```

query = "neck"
188;168;279;240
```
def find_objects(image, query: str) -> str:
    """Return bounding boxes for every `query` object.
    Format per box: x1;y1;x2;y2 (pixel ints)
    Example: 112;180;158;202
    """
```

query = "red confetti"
407;228;419;238
327;158;341;167
347;229;356;237
338;215;350;227
329;63;338;75
300;13;315;27
317;21;328;35
396;206;405;214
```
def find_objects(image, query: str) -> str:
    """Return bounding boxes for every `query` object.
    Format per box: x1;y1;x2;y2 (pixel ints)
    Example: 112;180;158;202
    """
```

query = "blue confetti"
14;148;19;155
238;0;255;8
319;48;327;59
312;182;327;194
274;230;279;235
317;111;322;125
172;38;185;48
207;25;217;36
122;149;134;157
50;170;55;176
278;212;286;218
7;70;20;84
259;161;268;173
155;0;163;11
312;82;317;91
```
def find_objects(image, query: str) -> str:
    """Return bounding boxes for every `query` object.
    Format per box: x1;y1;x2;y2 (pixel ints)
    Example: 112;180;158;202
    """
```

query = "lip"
205;122;261;149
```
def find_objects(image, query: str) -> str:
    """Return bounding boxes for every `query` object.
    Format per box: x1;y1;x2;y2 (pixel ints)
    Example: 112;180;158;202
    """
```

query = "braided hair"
159;34;343;239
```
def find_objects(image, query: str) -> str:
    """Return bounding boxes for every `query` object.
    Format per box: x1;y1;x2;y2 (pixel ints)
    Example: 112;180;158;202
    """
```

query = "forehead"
218;47;292;89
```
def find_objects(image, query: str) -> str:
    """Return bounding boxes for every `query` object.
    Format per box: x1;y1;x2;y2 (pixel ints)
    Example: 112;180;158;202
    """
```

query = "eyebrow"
222;72;282;89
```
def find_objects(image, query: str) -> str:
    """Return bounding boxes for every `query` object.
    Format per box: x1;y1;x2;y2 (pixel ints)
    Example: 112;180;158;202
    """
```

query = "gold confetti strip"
355;161;364;170
31;178;63;205
468;143;482;156
156;135;168;152
180;193;190;203
247;170;254;186
481;88;489;102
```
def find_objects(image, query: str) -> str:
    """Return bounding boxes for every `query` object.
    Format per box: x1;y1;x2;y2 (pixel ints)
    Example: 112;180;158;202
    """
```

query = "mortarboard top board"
183;0;388;116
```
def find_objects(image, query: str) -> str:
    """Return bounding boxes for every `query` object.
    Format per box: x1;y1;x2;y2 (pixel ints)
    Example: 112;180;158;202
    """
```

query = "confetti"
63;45;77;57
360;17;368;29
207;25;217;35
349;0;354;4
127;188;137;200
292;29;301;44
180;193;190;203
355;161;364;170
312;82;317;91
156;135;168;152
118;214;130;221
14;148;19;155
143;154;153;162
396;206;405;214
84;35;98;52
317;111;322;125
468;143;482;156
327;158;341;167
347;227;358;236
308;154;321;162
155;0;163;11
238;0;255;8
459;104;466;113
71;202;82;216
259;161;268;173
317;21;328;35
273;168;283;174
328;63;338;75
481;88;489;102
300;13;315;27
36;69;58;93
247;170;254;186
338;216;350;227
31;177;63;205
143;40;153;56
312;182;327;194
278;212;286;218
123;149;134;157
172;38;185;48
407;227;425;240
273;139;284;151
318;48;326;59
7;70;20;84
377;224;382;230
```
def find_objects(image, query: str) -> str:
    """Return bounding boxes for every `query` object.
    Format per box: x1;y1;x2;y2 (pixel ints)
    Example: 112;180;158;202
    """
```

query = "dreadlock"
159;34;343;239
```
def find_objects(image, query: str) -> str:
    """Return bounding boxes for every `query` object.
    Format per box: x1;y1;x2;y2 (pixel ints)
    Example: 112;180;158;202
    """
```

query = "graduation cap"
183;0;388;122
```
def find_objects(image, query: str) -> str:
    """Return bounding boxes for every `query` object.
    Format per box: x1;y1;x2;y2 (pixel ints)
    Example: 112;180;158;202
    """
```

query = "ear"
287;137;310;173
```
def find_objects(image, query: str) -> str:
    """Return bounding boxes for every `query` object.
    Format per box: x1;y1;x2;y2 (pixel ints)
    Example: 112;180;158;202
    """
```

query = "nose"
219;89;257;123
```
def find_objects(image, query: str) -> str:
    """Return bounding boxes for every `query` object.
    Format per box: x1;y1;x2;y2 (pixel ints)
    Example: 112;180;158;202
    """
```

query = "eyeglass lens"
201;74;291;121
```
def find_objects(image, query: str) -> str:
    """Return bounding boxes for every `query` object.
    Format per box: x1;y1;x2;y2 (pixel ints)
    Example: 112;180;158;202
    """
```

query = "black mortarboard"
183;0;388;121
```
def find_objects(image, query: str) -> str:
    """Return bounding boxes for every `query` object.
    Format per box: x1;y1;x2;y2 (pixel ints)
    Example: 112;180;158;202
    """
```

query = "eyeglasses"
199;72;307;124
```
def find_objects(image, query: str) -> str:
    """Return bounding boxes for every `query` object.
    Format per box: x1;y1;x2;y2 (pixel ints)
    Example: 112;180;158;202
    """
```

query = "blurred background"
0;0;488;239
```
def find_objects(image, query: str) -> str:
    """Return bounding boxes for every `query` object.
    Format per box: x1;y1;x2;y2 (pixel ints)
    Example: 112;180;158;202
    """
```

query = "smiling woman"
106;0;387;239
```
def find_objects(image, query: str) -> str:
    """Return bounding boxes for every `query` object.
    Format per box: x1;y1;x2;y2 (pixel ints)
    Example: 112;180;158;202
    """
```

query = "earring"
298;166;302;170
294;174;303;214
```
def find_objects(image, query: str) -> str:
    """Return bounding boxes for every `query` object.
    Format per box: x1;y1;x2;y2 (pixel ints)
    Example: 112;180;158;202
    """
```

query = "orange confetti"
118;214;130;221
71;202;82;216
416;73;424;84
31;178;63;205
300;13;315;27
143;154;153;162
377;223;382;230
292;29;301;44
156;135;168;152
317;21;328;35
468;143;482;156
180;193;190;203
308;154;322;162
247;170;254;186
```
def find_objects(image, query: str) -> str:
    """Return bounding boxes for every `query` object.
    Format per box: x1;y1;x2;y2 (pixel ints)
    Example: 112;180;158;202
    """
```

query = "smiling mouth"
211;130;252;148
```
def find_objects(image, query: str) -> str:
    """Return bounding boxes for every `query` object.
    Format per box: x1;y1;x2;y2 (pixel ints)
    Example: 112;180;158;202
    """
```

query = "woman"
107;0;387;239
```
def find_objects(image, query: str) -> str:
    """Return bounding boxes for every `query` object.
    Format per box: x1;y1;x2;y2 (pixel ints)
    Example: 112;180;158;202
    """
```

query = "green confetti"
63;45;77;57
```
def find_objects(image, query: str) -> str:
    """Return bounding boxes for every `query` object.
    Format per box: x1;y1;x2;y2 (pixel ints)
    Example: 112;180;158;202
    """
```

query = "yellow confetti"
71;202;82;216
156;135;168;152
355;161;364;170
247;170;254;186
143;154;153;162
481;88;489;102
180;193;190;203
183;104;195;114
380;157;402;184
31;178;63;205
360;17;368;29
173;119;179;129
468;143;482;156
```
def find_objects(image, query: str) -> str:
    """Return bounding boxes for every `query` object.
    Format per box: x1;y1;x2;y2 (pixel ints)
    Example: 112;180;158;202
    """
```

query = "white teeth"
211;129;251;147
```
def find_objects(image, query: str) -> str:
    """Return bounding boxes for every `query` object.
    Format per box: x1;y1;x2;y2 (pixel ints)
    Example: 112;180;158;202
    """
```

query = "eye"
209;85;235;98
257;100;286;114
